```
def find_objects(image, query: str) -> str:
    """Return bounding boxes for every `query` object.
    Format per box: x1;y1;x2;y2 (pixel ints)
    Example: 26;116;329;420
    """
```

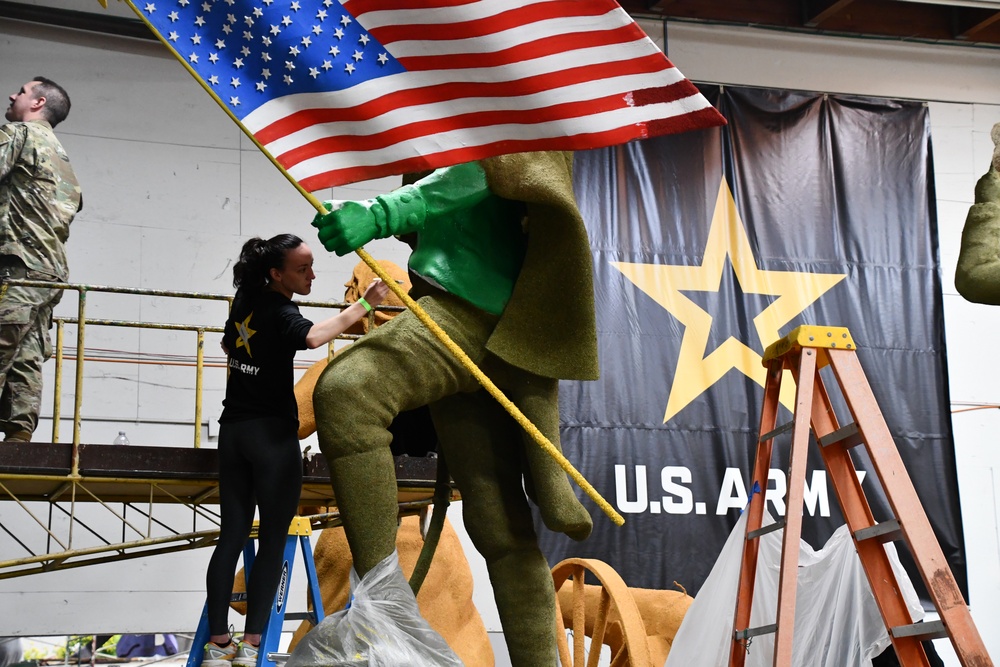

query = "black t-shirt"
219;288;312;425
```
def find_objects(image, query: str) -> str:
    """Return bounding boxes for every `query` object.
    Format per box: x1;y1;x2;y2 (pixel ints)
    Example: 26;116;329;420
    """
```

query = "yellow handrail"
0;278;360;456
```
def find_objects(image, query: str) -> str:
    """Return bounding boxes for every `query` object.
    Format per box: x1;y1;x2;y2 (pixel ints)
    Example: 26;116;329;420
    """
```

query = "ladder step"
747;519;786;540
283;612;314;621
266;653;290;665
759;420;795;443
854;519;902;544
734;623;777;641
818;422;863;449
891;619;948;641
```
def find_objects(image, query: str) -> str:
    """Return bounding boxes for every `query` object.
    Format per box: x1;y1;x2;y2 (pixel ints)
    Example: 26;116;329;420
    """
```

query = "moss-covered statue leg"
430;392;558;667
503;370;593;541
313;293;493;575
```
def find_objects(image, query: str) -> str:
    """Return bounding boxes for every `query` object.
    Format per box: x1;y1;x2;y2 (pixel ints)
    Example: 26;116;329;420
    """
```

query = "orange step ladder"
728;326;991;667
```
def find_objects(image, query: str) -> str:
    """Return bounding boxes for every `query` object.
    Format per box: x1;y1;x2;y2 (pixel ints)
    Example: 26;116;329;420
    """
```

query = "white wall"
0;12;998;666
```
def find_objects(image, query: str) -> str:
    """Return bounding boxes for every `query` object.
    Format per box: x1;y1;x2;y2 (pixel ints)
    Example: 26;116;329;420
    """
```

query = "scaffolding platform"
0;442;444;505
0;442;452;579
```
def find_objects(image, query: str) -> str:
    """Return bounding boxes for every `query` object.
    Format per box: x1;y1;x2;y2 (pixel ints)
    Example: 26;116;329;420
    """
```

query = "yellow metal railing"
2;278;391;466
0;278;415;579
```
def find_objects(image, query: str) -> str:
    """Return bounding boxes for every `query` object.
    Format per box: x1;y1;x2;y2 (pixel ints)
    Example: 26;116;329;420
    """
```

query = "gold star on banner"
235;312;257;357
612;179;846;423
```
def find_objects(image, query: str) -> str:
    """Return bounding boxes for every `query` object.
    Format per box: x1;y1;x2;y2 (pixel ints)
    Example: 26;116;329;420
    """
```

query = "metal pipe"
71;289;86;475
0;527;223;569
0;472;219;486
5;278;394;311
68;481;77;548
56;318;224;332
53;320;64;443
0;481;68;548
195;330;204;448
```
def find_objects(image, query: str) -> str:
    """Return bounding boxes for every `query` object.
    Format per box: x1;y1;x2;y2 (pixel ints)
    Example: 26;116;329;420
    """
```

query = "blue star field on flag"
138;0;405;119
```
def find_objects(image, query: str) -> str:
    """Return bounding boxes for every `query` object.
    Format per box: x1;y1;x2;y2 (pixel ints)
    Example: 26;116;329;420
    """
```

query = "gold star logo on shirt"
612;179;847;423
235;312;257;358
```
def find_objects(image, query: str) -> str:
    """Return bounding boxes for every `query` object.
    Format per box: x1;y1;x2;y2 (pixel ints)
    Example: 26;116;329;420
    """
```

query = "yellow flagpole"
104;0;623;526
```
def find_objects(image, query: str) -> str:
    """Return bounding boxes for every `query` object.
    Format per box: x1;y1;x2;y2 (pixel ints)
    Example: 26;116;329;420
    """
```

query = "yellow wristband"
358;297;372;312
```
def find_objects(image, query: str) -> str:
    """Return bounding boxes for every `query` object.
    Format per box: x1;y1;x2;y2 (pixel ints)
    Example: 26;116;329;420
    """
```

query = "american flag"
131;0;725;189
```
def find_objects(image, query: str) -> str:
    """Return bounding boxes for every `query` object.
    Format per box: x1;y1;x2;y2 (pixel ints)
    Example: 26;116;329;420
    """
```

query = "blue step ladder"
187;516;326;667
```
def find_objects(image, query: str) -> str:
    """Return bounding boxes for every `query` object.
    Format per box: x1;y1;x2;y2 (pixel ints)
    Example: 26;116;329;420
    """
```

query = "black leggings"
206;416;303;636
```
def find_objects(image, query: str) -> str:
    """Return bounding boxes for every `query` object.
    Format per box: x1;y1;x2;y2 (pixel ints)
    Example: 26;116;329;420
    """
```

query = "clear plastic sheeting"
665;511;924;667
284;550;464;667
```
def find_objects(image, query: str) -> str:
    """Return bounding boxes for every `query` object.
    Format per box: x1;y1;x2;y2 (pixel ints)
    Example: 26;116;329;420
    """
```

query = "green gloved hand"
313;187;427;256
312;199;386;256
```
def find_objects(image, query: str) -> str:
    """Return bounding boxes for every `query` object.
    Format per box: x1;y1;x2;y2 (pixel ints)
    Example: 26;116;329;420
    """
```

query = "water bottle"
113;431;130;446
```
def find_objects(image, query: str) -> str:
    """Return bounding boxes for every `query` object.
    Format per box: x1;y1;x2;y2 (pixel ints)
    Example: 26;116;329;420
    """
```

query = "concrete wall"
0;11;998;666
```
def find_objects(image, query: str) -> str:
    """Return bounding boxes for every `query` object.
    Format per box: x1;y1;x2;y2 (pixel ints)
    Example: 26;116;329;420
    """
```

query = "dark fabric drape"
540;84;966;606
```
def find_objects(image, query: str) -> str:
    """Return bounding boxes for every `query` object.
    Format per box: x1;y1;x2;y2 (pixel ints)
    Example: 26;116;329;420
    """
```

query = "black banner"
543;85;967;604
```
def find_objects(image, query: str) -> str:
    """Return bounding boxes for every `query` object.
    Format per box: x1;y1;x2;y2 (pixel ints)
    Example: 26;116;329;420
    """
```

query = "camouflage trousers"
0;257;60;439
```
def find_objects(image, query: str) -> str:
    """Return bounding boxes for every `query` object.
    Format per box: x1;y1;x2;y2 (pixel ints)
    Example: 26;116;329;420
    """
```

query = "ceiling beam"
897;0;1000;8
803;0;859;27
953;8;1000;36
0;0;153;40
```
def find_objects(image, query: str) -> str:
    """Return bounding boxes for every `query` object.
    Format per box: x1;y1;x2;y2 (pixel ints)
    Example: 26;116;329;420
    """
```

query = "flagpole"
107;0;624;527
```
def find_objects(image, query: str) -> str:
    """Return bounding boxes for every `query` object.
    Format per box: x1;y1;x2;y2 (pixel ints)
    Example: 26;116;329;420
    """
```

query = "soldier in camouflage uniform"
0;77;82;441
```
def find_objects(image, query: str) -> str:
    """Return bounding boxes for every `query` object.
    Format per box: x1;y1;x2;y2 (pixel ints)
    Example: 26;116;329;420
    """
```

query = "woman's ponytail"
232;234;303;292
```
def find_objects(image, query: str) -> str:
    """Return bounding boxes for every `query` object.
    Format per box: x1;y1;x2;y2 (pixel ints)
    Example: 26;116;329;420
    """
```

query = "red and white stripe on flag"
236;0;726;189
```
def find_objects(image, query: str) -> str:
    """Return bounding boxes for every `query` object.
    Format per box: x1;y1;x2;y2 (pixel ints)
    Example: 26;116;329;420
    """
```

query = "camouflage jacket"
0;120;82;280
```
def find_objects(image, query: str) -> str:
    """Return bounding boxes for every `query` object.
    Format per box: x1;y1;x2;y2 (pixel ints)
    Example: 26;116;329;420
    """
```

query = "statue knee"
313;364;359;419
312;368;368;456
313;362;398;460
462;507;537;563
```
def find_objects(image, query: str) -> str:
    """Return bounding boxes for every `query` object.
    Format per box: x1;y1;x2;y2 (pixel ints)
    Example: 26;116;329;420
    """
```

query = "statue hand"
312;200;385;256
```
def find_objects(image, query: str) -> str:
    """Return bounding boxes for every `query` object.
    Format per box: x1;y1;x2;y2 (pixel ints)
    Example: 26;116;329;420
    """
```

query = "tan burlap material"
341;258;410;335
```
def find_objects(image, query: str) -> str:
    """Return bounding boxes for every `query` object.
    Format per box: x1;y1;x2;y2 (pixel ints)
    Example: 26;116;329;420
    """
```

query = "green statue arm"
313;161;491;256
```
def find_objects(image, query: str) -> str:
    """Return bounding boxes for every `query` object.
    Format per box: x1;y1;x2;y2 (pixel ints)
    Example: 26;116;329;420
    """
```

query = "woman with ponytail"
202;234;388;667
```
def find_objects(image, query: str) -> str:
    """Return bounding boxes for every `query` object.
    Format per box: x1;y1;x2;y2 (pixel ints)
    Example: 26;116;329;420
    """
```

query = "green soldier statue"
311;150;598;665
